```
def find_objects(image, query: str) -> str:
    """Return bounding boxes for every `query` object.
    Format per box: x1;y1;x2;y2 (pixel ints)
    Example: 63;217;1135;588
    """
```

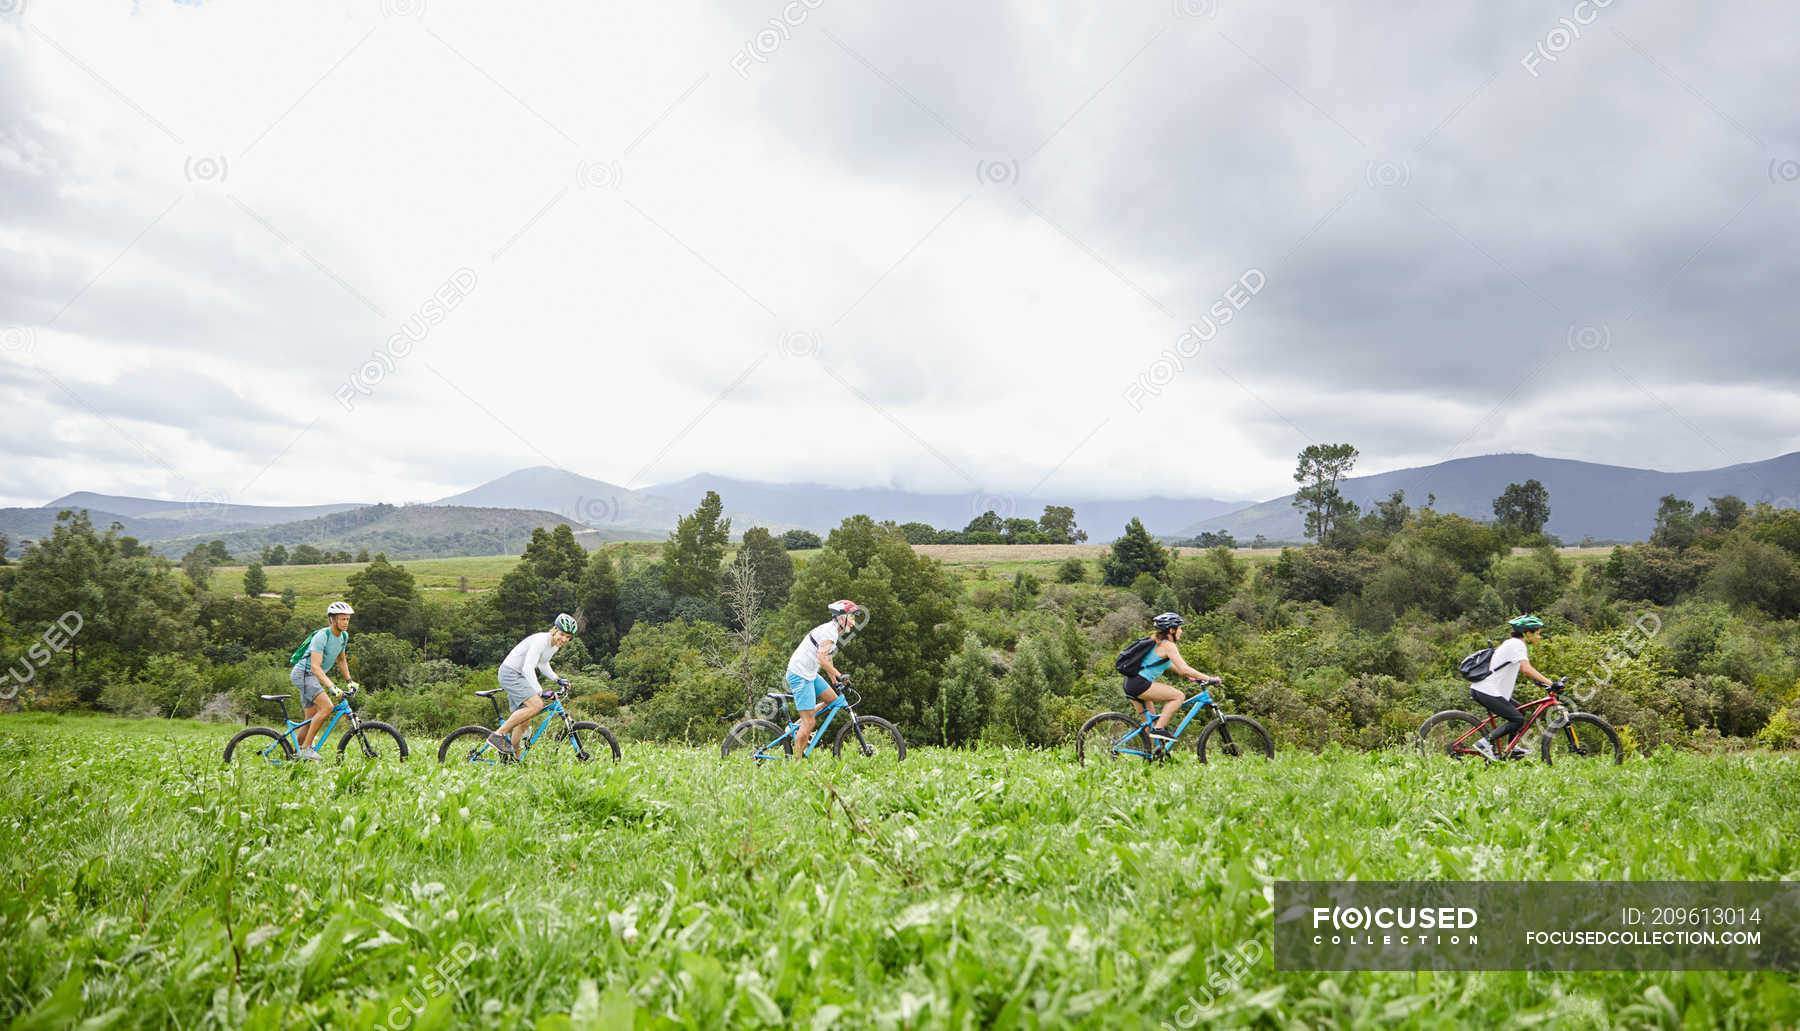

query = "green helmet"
1508;614;1545;632
553;613;578;634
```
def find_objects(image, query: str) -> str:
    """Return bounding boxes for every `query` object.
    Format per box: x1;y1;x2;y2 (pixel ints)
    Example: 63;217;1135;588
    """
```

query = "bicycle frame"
1111;689;1219;760
752;691;854;760
1446;690;1564;756
467;691;582;761
257;695;354;761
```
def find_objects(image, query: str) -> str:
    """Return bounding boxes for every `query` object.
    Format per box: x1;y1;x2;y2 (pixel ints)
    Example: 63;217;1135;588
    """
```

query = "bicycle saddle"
259;693;292;701
474;688;504;697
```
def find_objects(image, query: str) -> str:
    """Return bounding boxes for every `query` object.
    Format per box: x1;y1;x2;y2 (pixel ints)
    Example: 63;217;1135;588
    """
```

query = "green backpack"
288;628;350;668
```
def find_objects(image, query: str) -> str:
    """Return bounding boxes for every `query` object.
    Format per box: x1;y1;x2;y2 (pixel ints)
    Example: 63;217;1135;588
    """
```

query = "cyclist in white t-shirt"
785;599;860;757
1469;614;1557;761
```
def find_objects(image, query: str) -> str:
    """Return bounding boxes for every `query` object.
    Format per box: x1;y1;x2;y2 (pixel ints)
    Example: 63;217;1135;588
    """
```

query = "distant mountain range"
7;451;1798;559
1182;452;1800;542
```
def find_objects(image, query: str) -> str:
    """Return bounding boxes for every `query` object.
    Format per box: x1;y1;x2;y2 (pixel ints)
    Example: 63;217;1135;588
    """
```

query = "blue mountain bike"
437;685;620;765
721;681;906;762
1075;681;1272;765
223;685;409;763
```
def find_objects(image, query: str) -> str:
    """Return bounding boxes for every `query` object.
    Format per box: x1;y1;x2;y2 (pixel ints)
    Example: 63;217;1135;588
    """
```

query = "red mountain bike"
1417;677;1622;764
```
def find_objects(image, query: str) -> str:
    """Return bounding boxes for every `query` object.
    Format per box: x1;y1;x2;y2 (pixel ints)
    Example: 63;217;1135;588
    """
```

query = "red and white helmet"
828;599;860;617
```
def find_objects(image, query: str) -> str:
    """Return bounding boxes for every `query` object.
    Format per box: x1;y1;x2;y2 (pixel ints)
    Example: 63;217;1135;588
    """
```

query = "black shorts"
1122;675;1153;699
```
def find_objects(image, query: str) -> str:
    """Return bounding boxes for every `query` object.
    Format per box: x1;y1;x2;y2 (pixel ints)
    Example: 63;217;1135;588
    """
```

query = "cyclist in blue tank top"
1124;613;1221;742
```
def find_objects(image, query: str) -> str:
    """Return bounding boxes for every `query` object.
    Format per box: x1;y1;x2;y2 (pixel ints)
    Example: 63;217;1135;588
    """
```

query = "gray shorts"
498;665;540;710
290;663;325;706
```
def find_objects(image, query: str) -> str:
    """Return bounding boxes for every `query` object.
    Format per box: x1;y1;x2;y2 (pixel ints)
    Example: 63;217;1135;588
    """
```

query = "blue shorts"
786;671;831;712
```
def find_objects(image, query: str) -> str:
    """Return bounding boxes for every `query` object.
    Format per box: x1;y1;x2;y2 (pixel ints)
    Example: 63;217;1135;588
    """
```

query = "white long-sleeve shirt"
501;631;562;685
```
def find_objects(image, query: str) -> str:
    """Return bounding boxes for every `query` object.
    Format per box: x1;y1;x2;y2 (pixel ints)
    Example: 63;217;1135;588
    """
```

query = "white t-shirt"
1473;637;1529;700
502;631;562;685
786;621;840;680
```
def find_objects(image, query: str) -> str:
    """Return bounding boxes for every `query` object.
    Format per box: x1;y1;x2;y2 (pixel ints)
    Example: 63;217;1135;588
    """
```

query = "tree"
1185;531;1237;549
0;532;8;566
116;536;143;559
1292;443;1360;546
346;553;420;638
896;522;939;544
775;516;961;733
780;529;822;551
1170;547;1247;614
1650;494;1697;550
1493;480;1552;541
736;527;794;609
290;544;324;565
1002;518;1042;544
1101;518;1169;587
575;550;621;658
1708;495;1748;532
180;545;215;590
280;586;297;611
714;550;765;716
1371;490;1410;535
1037;505;1086;544
523;525;587;584
262;544;288;566
928;632;995;746
997;648;1053;747
243;563;269;597
963;510;1004;536
205;540;232;563
663;491;731;603
355;548;371;563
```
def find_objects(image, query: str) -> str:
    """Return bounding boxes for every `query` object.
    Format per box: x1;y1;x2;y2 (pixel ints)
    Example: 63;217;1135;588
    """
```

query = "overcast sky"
3;0;1798;510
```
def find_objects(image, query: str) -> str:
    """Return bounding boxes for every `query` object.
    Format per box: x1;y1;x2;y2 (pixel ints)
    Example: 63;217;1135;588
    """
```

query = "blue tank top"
1138;646;1172;682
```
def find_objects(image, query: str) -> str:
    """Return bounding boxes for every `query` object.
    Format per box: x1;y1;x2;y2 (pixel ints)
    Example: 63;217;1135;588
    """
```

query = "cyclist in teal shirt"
291;601;357;760
1124;613;1221;743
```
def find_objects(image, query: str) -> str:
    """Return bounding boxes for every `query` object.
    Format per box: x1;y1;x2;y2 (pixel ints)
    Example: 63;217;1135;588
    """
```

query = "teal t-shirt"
300;627;350;671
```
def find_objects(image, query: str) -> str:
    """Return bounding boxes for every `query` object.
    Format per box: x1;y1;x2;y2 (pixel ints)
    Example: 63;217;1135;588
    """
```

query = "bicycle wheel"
1541;712;1623;765
339;721;408;762
832;715;906;761
1195;714;1274;762
550;721;620;764
1417;710;1485;761
723;719;790;761
1076;712;1152;765
437;725;502;765
223;726;295;764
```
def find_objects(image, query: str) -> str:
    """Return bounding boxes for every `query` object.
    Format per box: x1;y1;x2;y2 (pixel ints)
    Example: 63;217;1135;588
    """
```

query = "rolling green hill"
150;504;660;560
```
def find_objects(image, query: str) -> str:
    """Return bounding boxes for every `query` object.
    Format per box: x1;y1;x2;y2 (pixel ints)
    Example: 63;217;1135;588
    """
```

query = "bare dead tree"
706;550;763;717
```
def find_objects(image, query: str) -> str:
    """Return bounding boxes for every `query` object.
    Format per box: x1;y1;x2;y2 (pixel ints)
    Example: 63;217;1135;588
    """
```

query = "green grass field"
4;715;1796;1029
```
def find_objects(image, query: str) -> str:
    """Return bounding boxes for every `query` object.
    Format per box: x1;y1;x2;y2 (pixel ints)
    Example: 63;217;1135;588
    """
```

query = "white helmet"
327;601;355;616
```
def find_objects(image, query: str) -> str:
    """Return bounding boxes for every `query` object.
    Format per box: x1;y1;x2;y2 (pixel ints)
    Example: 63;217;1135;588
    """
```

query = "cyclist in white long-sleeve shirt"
488;613;577;755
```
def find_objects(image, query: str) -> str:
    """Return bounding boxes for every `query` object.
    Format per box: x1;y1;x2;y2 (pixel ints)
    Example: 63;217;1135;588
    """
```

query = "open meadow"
4;715;1798;1029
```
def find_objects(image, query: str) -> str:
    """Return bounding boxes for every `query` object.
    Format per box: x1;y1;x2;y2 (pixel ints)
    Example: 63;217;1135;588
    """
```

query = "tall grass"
2;715;1796;1028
